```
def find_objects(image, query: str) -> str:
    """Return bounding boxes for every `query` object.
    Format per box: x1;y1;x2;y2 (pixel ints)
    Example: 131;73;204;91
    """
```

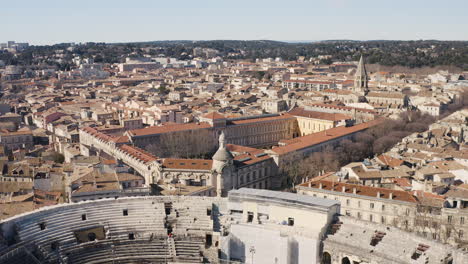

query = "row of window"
239;168;268;184
447;215;465;225
300;120;332;131
313;193;411;215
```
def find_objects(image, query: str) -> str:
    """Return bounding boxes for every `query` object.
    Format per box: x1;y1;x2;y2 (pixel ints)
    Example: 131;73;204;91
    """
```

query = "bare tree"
146;129;217;159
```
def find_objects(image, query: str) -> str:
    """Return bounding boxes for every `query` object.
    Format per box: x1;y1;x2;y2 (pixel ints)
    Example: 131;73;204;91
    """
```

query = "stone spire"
354;55;369;94
212;131;234;197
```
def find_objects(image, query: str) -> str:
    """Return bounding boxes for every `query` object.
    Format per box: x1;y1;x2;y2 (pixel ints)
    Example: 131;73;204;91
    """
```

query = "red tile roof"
307;103;377;114
118;144;157;163
128;122;212;137
298;179;418;203
289;107;352;121
377;155;405;168
202;112;226;120
162;158;213;170
272;119;382;155
229;114;295;125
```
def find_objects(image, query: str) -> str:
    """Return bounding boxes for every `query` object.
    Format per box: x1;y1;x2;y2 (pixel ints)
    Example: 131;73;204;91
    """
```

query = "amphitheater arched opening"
342;257;351;264
321;251;332;264
87;232;96;241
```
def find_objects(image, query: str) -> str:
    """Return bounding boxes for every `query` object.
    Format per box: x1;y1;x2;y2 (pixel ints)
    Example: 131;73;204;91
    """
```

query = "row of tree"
281;111;438;190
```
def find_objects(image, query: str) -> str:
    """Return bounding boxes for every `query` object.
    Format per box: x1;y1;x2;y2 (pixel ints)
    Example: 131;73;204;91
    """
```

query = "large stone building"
0;128;34;151
297;179;468;249
125;113;297;150
221;188;340;263
289;107;353;136
0;189;465;264
80;129;280;197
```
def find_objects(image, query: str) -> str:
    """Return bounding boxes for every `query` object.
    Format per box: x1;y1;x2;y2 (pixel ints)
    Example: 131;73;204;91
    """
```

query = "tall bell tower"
354;55;369;95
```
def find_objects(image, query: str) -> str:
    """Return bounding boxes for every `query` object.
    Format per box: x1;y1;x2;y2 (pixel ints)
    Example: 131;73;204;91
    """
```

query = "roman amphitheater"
0;189;466;264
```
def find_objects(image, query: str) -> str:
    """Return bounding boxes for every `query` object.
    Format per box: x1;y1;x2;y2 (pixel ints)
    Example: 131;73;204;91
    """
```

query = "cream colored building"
289;107;353;136
297;179;468;248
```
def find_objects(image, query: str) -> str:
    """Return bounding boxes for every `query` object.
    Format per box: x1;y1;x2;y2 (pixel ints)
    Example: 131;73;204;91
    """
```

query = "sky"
1;0;467;45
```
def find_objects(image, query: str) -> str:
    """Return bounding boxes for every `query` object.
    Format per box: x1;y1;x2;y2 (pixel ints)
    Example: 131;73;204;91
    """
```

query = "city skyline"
1;0;468;45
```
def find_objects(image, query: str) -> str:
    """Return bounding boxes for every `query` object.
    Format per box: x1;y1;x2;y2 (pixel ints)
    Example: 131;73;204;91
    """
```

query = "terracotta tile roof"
367;92;405;99
117;173;144;182
298;179;418;203
289;107;351;121
101;159;117;165
444;186;468;199
202;112;225;120
393;178;412;188
229;114;295;125
128;122;212;137
284;80;334;85
0;128;33;136
307;103;377;114
272;119;382;155
162;158;212;170
412;190;445;207
376;155;405;168
322;89;353;95
227;144;272;166
118;144;157;163
111;135;130;144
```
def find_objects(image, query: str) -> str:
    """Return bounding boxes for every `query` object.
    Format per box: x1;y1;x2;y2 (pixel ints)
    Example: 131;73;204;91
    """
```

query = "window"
39;222;46;230
448;215;453;224
51;242;59;251
405;208;410;216
345;210;351;216
369;214;373;222
461;217;465;225
459;230;464;239
370;203;374;209
128;233;135;240
123;209;128;216
81;214;87;221
247;212;254;223
358;201;361;208
357;212;362;219
207;209;212;216
88;232;96;241
346;199;350;206
288;217;294;226
382;205;385;211
381;216;386;224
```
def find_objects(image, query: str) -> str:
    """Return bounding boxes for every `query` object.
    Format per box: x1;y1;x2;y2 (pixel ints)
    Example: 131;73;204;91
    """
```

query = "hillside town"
0;40;467;263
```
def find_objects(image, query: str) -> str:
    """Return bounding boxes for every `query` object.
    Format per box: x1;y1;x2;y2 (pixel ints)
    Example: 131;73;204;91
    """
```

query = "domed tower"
212;131;234;197
354;55;369;95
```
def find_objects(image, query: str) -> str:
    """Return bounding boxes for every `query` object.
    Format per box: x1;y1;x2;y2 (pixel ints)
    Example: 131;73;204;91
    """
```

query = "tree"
146;129;217;159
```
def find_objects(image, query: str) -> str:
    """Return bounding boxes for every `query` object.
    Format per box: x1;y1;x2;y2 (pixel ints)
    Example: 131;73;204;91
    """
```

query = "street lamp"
249;246;256;264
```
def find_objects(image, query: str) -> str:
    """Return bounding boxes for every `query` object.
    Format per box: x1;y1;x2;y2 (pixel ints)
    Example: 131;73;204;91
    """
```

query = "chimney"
342;186;346;193
389;193;393;200
353;187;357;194
308;182;312;188
376;191;380;198
319;183;323;189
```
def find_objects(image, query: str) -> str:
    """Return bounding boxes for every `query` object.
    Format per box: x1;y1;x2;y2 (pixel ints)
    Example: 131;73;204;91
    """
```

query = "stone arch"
341;257;351;264
321;252;332;264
